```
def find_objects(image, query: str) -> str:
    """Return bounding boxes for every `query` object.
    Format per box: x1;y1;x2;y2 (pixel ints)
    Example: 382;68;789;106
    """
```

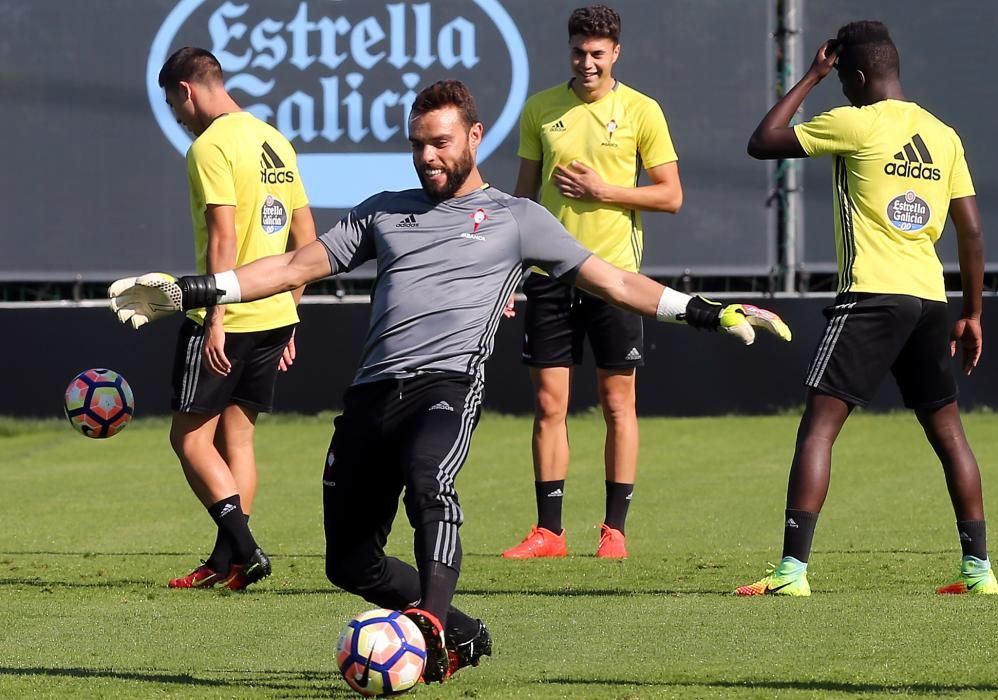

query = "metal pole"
777;0;804;294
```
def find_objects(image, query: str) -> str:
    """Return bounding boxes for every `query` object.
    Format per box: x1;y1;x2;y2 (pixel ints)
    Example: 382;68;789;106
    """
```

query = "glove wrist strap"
680;295;722;330
176;275;221;310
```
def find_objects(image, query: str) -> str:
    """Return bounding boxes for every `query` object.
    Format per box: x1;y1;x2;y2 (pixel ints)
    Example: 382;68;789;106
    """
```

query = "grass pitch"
1;411;997;698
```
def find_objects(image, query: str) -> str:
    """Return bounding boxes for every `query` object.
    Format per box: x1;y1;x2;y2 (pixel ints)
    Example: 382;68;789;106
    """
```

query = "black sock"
957;519;988;560
207;495;257;562
418;561;459;626
603;481;634;534
535;480;564;534
205;528;232;574
781;509;819;563
445;609;482;645
205;514;250;574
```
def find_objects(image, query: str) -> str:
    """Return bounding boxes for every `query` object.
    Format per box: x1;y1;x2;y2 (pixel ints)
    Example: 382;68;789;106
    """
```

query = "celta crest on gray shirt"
319;185;592;385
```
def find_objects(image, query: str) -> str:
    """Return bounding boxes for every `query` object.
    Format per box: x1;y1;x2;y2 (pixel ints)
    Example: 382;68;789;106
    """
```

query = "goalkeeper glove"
718;303;792;345
108;273;228;329
682;295;792;345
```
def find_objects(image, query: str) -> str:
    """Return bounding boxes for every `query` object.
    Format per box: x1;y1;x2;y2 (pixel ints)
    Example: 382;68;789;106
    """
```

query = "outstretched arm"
572;255;791;345
225;239;333;303
949;196;984;374
747;40;838;160
109;240;333;329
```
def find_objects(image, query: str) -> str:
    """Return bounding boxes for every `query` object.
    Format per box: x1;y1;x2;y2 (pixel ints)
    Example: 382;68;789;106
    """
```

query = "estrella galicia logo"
887;190;931;232
147;1;529;209
261;194;288;233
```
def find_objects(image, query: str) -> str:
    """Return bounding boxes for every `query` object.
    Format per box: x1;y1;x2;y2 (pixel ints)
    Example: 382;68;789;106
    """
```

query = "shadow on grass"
0;577;158;589
0;551;325;558
459;587;736;596
542;677;998;695
0;666;354;697
0;578;739;597
0;579;353;598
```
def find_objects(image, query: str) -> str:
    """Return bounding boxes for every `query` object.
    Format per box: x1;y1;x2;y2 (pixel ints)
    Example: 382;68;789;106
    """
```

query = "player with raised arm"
505;4;683;560
111;80;790;682
738;21;993;596
157;47;316;591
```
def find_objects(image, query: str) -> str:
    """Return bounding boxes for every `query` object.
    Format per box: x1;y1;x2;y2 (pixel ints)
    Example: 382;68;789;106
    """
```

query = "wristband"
655;287;694;323
214;270;242;304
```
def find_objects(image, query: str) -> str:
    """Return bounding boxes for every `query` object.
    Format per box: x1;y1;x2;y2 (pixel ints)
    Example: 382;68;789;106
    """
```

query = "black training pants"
322;372;482;607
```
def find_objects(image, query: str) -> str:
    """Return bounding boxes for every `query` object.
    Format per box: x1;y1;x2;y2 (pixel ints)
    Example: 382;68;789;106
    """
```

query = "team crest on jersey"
887;190;930;232
261;194;288;234
460;209;488;241
471;208;488;232
601;119;619;147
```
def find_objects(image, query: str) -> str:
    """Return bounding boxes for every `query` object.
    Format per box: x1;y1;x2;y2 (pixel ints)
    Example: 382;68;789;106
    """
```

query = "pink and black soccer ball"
64;368;135;438
336;608;427;696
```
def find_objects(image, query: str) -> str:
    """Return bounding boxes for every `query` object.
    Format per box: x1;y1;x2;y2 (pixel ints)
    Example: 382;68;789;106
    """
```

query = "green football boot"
736;556;811;597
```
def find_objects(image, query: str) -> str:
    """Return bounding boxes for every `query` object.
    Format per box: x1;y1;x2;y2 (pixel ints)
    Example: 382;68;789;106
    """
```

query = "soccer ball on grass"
336;608;427;696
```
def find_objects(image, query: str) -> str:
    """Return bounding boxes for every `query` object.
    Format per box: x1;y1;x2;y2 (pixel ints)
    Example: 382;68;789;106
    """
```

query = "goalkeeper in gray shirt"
110;80;790;685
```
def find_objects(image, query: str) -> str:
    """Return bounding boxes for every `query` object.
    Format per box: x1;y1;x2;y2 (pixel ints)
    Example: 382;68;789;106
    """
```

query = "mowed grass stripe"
1;412;996;698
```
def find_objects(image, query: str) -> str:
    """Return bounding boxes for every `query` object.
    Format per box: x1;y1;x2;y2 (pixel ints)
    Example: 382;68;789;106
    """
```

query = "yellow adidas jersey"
794;100;974;301
518;81;677;272
186;111;308;331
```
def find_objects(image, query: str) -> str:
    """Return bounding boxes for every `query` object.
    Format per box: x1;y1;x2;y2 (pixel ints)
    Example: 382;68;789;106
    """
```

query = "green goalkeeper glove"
677;295;792;345
718;303;792;345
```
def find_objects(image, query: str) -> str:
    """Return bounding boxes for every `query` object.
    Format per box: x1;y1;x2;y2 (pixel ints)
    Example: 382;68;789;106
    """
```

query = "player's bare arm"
553;159;682;212
203;203;237;376
949;195;985;374
747;40;838;159
503;158;544;318
278;205;319;371
572;254;791;345
109;240;333;329
230;238;333;301
513;157;543;200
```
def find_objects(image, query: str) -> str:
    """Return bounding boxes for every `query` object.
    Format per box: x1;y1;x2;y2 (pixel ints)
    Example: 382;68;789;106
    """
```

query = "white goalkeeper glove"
108;273;185;329
108;271;237;329
718;303;792;345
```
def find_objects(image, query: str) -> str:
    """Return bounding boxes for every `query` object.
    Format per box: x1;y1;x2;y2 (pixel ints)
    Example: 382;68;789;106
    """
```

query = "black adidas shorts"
171;318;295;415
805;292;957;409
521;273;644;369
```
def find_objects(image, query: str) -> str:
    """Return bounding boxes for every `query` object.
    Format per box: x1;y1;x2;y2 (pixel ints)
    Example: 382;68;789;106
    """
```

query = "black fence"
5;298;997;418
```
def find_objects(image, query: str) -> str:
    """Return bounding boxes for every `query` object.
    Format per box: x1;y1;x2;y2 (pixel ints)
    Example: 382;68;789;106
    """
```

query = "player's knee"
168;418;216;461
168;426;201;460
599;390;636;423
534;389;569;423
403;490;462;528
326;552;376;594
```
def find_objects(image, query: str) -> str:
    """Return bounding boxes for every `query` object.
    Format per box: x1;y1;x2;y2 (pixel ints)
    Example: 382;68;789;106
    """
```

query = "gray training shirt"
318;185;592;385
